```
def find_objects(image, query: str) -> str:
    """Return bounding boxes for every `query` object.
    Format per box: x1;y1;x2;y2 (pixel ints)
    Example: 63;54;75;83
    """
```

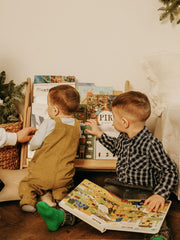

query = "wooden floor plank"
0;197;180;240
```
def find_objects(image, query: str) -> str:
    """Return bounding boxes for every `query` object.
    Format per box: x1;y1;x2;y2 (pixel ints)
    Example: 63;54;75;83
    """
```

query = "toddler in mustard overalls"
19;84;80;213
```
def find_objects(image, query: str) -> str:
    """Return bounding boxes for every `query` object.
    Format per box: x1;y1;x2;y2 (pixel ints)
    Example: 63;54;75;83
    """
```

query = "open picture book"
59;179;171;234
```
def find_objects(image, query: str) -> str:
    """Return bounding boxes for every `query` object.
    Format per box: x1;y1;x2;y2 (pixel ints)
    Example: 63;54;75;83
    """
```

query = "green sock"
152;238;164;240
36;201;65;231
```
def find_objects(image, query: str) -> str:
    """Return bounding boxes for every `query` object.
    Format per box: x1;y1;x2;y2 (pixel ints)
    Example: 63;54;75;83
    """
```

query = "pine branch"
0;71;26;124
159;0;180;24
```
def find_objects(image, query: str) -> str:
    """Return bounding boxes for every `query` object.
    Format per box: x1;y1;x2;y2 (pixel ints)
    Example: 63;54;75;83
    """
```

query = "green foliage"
0;71;26;124
159;0;180;24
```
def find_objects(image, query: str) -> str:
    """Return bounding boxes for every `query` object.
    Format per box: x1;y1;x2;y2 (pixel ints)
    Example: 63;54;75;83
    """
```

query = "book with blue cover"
76;85;113;104
34;75;76;84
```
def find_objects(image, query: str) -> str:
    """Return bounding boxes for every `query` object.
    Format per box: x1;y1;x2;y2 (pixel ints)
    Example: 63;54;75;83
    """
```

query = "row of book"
28;75;121;160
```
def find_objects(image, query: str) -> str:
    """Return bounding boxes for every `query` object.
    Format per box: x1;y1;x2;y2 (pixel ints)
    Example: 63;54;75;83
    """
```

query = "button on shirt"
99;126;178;199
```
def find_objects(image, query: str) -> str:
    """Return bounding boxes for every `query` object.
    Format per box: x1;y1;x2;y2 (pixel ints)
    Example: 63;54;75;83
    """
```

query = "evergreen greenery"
159;0;180;24
0;71;26;124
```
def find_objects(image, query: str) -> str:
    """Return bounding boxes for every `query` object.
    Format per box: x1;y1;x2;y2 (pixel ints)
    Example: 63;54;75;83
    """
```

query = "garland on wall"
159;0;180;24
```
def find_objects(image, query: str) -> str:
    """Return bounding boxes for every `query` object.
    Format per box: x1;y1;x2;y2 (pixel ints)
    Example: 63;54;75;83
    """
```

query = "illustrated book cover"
59;179;171;234
76;85;113;104
74;104;87;123
86;94;117;126
95;125;119;160
34;75;76;84
86;94;119;159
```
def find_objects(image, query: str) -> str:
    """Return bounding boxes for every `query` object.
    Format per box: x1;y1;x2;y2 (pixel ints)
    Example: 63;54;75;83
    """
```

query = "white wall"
0;0;180;94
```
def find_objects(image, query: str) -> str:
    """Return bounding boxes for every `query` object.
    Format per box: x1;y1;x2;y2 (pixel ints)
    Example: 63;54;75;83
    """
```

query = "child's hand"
85;119;103;138
17;127;37;143
144;194;165;212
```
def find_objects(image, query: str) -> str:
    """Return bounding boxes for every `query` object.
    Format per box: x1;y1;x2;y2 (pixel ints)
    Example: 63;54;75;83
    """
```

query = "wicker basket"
0;121;23;169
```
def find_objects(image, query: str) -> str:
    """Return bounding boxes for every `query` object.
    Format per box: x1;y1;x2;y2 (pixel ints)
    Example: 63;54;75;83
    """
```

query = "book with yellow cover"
59;179;171;234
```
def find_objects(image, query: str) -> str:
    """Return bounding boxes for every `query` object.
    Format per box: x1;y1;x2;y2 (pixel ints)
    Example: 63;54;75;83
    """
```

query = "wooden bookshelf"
21;79;130;170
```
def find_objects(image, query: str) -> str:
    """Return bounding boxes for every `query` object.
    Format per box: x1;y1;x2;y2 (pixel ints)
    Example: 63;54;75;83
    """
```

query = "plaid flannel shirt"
99;126;178;199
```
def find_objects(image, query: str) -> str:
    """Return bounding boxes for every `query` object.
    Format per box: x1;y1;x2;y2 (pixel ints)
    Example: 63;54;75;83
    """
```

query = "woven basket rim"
0;121;23;133
0;121;23;127
0;121;22;169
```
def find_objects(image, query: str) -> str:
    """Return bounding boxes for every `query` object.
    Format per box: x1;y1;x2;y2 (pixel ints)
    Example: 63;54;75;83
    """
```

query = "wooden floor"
0;195;180;240
0;172;180;240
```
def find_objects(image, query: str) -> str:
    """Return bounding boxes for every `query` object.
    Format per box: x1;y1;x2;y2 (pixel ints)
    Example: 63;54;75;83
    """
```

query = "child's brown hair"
49;85;80;115
112;91;151;122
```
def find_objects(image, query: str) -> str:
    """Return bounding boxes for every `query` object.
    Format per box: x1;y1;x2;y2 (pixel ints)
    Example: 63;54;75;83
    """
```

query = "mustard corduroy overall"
19;118;80;207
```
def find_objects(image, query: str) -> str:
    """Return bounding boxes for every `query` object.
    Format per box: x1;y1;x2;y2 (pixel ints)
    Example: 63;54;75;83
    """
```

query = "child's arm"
30;119;55;151
145;139;178;212
144;194;165;212
17;127;37;143
149;140;178;200
85;119;103;138
86;119;120;156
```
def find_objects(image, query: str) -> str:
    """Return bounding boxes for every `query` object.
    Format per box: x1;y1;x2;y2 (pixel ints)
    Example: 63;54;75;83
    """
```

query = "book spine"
59;201;106;233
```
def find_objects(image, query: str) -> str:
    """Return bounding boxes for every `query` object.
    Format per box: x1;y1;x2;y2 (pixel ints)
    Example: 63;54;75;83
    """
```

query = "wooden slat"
20;78;31;169
113;90;122;95
125;80;130;92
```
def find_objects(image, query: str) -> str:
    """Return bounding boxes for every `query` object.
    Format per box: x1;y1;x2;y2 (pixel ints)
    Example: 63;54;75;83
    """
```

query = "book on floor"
59;179;171;234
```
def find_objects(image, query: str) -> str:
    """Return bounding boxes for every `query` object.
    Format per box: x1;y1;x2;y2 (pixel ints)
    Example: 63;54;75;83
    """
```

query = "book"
34;75;76;84
74;104;87;123
76;124;95;159
95;125;119;160
30;103;49;128
86;94;119;159
33;82;75;104
27;103;50;159
59;179;171;234
87;94;117;126
76;85;113;104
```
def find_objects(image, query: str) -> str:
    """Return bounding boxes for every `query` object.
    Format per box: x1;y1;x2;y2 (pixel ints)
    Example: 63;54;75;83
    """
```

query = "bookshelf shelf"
74;159;116;171
26;158;117;171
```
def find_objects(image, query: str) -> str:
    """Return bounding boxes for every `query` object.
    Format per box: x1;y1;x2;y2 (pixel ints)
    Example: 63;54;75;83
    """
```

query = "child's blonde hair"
49;85;80;115
112;91;151;122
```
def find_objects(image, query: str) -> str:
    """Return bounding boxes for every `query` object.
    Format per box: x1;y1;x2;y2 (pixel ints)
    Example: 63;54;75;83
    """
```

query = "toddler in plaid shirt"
86;91;178;240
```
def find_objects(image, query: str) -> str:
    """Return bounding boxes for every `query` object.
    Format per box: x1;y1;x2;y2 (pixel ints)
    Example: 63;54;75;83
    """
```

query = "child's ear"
53;106;59;116
122;117;129;129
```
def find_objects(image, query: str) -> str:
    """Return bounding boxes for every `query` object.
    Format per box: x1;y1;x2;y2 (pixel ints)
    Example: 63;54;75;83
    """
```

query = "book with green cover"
59;179;171;234
76;124;95;159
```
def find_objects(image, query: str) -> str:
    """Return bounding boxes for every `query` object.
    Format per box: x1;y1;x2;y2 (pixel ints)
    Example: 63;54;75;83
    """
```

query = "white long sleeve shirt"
29;118;75;151
0;128;17;148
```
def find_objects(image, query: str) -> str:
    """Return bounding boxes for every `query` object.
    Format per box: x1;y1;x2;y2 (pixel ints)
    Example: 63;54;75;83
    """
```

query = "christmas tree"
0;71;26;124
